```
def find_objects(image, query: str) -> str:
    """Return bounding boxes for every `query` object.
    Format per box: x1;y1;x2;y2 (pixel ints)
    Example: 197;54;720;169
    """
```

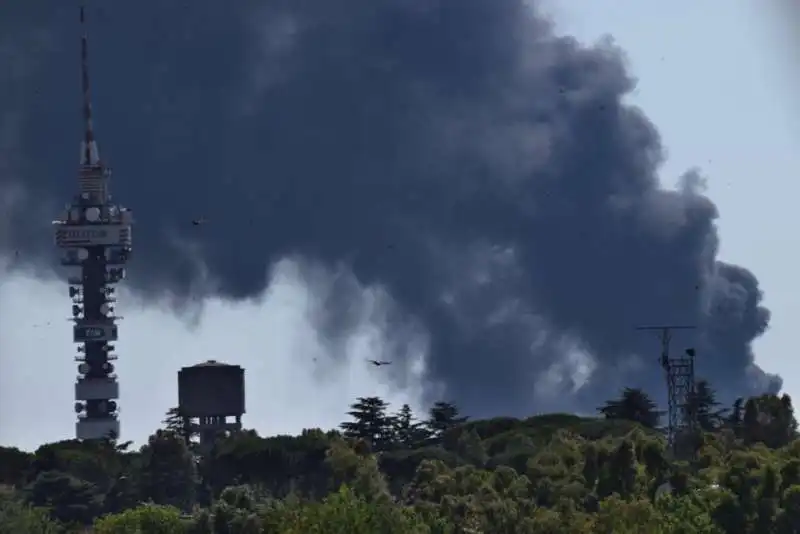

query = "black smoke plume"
0;0;780;417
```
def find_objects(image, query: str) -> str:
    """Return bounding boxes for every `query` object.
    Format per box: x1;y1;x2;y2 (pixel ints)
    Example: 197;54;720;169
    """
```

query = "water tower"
178;360;245;453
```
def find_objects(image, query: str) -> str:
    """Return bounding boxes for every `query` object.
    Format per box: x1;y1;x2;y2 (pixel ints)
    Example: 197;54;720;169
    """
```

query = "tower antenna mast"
52;2;134;441
636;324;697;456
80;3;99;167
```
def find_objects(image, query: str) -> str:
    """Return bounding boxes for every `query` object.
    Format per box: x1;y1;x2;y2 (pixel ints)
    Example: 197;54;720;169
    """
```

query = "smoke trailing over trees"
0;0;781;417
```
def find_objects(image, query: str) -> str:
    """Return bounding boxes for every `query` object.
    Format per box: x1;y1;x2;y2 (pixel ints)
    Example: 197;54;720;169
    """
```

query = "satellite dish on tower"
77;248;89;261
78;363;90;374
85;207;101;221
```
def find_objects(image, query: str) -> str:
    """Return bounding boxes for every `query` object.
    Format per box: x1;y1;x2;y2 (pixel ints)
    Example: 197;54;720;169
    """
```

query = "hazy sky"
1;2;797;450
549;0;800;403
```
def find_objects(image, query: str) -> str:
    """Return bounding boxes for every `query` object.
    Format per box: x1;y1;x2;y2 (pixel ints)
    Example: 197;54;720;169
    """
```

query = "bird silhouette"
368;359;392;367
191;217;207;226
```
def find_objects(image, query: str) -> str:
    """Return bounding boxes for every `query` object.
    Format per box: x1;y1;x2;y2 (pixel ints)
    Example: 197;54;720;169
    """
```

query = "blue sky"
550;0;800;398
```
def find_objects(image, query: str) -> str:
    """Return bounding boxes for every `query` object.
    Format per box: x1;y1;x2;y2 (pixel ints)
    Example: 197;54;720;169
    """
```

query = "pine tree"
727;398;744;433
426;401;468;440
598;388;662;429
687;379;726;431
743;397;760;442
340;397;393;451
392;404;430;448
162;407;190;441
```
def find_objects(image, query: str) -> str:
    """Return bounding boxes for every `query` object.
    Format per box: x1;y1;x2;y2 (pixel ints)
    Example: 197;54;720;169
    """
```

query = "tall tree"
137;430;198;512
426;401;468;439
728;397;744;434
743;397;760;443
391;404;430;448
741;394;798;448
162;407;193;443
340;397;394;451
598;388;661;429
687;379;726;431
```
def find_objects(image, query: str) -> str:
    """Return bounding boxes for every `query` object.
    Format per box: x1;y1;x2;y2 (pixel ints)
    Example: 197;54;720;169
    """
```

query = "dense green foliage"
2;387;800;533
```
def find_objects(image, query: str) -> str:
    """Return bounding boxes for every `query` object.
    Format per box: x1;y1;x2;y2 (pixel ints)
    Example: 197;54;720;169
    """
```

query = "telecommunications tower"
636;325;697;456
53;5;133;440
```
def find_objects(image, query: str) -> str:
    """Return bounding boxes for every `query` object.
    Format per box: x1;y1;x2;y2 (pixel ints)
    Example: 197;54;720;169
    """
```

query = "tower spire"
80;3;100;166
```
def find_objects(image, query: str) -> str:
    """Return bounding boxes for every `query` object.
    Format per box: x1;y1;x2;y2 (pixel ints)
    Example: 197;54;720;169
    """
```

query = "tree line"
0;381;799;532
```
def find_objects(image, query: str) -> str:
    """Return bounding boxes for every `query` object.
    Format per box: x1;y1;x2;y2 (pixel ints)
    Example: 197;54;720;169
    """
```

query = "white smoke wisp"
0;257;428;450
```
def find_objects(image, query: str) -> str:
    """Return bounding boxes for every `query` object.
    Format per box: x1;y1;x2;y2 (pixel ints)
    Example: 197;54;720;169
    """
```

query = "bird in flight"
368;359;392;367
192;217;208;226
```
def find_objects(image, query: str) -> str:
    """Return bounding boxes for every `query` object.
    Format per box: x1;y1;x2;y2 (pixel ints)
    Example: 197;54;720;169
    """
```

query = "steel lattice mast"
636;325;696;456
52;4;133;440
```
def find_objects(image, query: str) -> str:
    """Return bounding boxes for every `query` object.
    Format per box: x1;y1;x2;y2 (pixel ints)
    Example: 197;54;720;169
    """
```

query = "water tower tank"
178;360;245;418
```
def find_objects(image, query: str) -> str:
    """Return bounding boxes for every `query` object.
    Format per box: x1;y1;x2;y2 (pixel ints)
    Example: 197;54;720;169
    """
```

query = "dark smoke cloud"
0;0;780;417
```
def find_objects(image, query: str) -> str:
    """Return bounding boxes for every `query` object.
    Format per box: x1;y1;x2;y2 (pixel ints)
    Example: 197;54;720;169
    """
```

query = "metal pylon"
636;325;696;455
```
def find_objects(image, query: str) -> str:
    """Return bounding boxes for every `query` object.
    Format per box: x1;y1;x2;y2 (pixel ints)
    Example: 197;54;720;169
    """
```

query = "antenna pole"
79;3;100;166
636;325;697;456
